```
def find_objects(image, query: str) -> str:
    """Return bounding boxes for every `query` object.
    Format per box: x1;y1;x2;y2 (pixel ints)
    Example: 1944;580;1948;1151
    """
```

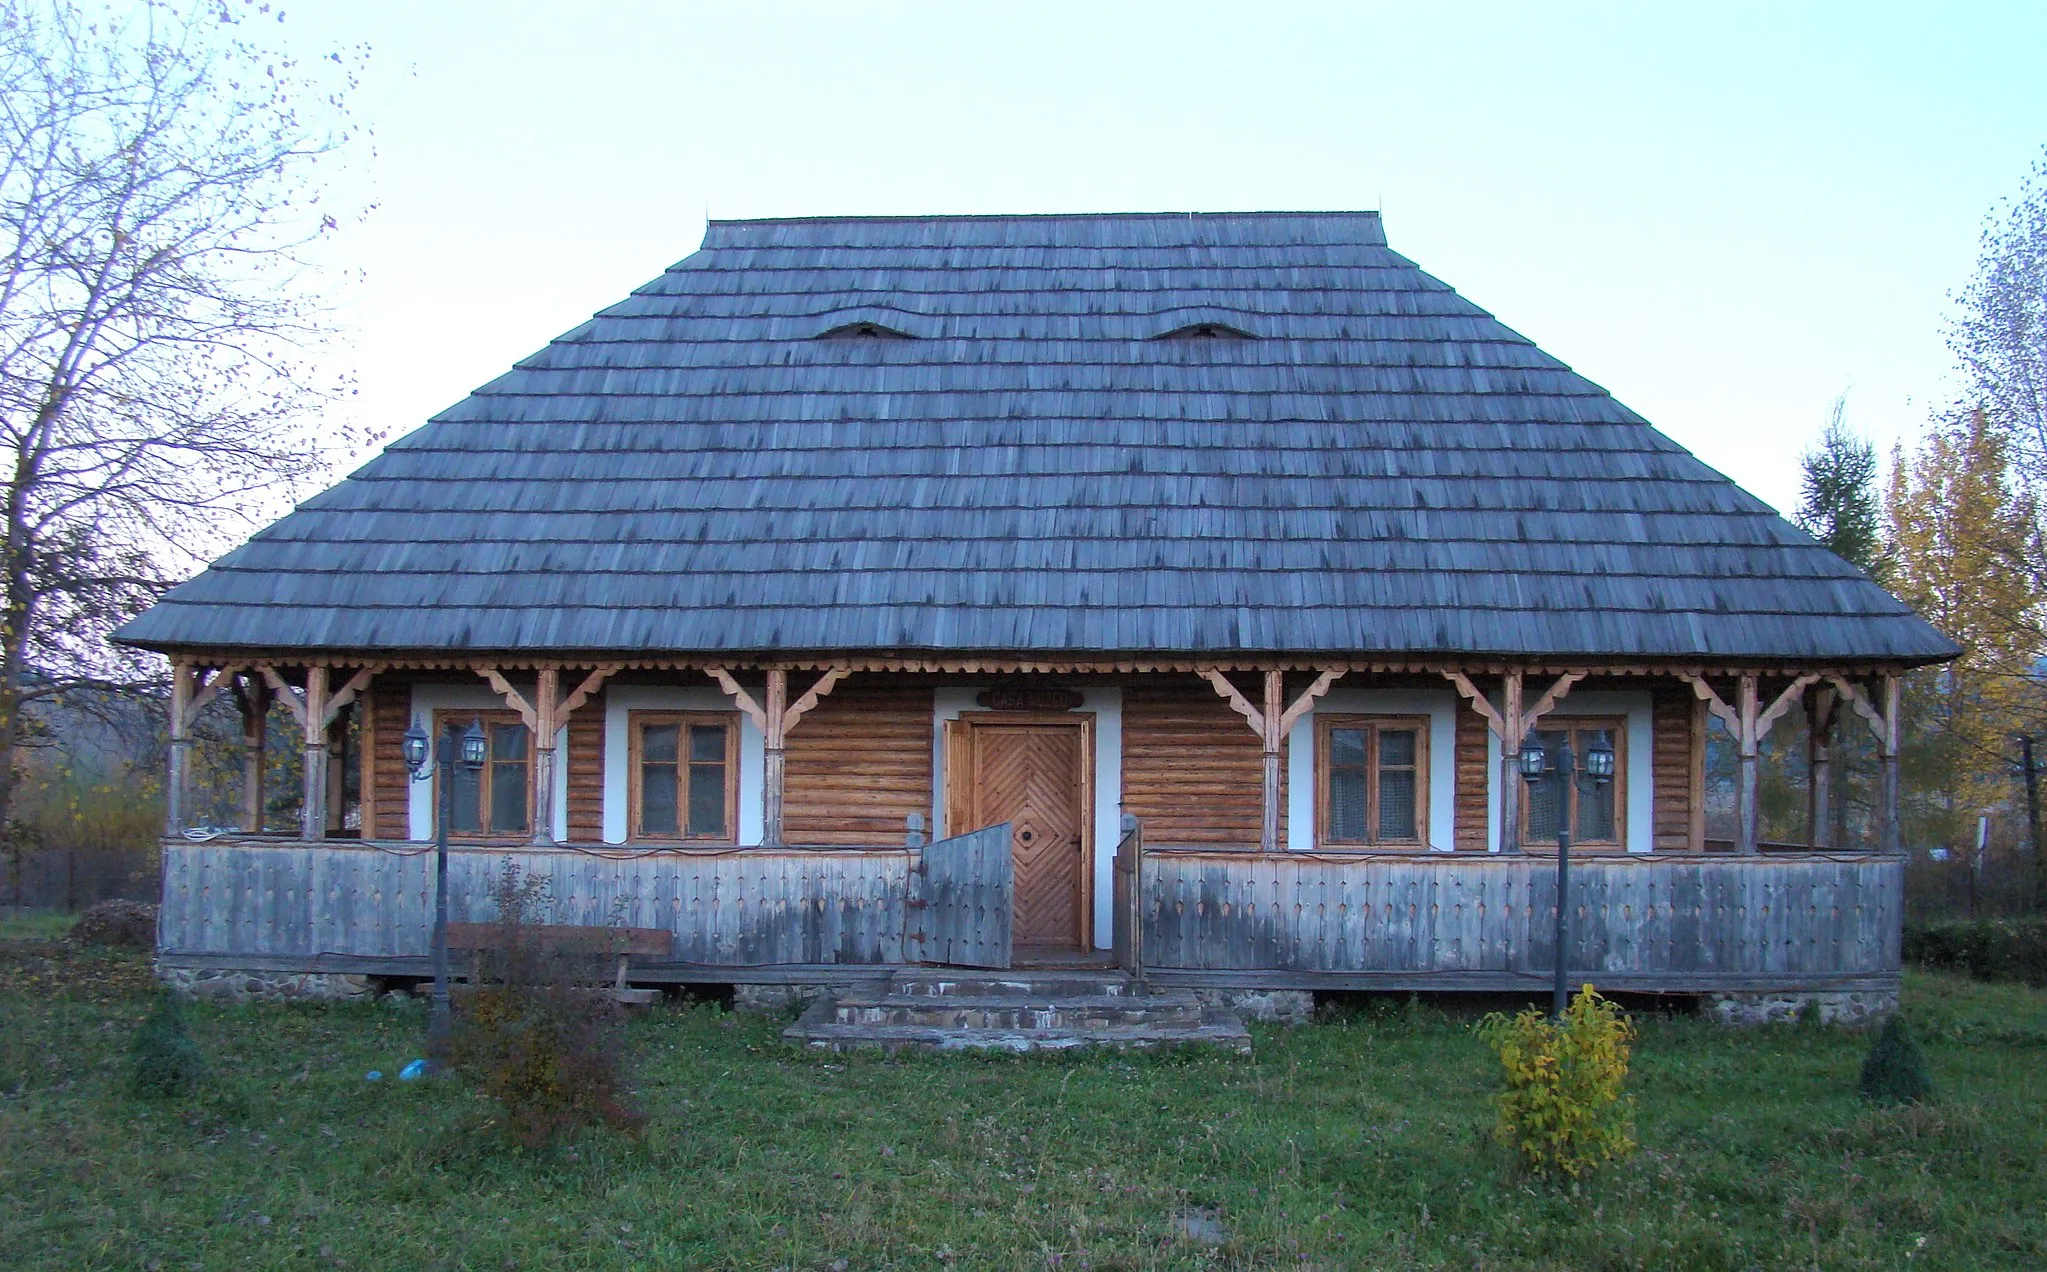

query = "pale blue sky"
278;1;2047;517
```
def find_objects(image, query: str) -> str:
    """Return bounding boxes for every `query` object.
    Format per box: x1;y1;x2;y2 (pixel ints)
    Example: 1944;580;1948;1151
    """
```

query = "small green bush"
1903;918;2047;986
129;992;206;1097
1859;1013;1935;1105
1477;985;1636;1178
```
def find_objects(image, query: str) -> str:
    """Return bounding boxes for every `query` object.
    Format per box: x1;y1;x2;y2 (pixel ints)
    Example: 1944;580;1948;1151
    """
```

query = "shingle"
114;211;1955;663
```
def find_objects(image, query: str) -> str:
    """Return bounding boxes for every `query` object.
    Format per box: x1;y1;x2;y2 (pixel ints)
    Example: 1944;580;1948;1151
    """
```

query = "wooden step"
829;992;1205;1031
786;1007;1252;1054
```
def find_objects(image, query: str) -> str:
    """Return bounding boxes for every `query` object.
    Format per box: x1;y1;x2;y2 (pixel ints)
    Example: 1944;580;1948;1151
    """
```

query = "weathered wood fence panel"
915;823;1012;968
1138;852;1902;988
160;840;914;965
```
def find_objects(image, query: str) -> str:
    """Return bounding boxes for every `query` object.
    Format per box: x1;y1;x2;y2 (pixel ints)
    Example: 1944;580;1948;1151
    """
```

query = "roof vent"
1153;321;1257;341
817;321;914;340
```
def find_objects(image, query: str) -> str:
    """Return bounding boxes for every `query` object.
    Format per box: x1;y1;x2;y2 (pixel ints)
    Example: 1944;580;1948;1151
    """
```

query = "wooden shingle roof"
116;211;1956;664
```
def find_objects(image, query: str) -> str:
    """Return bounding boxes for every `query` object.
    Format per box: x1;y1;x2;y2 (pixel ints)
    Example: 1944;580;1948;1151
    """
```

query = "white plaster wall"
1285;687;1459;852
601;685;764;845
406;683;567;842
1484;689;1655;853
933;687;1123;950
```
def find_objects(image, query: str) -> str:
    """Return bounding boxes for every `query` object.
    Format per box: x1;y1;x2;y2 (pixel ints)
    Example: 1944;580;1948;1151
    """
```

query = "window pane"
1378;770;1417;840
1379;728;1416;769
641;763;678;835
491;760;528;833
449;765;482;833
1329;768;1367;841
491;723;527;762
1578;729;1617;839
1329;727;1367;768
642;724;678;765
687;762;726;837
689;725;726;763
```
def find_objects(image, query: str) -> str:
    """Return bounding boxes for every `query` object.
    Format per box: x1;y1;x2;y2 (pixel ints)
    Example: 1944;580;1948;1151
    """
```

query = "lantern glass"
460;718;489;771
402;717;430;773
1585;743;1616;780
1518;745;1547;779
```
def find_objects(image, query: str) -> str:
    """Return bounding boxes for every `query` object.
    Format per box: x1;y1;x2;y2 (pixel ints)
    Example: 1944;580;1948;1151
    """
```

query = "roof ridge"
706;210;1385;227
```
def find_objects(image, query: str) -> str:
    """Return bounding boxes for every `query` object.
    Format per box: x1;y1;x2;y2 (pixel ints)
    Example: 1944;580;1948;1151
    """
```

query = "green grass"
0;908;76;941
3;936;2044;1271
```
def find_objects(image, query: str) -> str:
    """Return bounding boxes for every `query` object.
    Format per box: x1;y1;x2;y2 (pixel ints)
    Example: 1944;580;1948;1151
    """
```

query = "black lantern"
460;718;488;771
1518;744;1547;780
402;717;430;774
1585;741;1616;781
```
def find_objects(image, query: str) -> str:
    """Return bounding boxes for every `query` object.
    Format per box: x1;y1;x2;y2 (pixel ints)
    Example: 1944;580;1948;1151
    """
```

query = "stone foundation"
1704;988;1898;1028
1194;987;1314;1025
158;964;374;1004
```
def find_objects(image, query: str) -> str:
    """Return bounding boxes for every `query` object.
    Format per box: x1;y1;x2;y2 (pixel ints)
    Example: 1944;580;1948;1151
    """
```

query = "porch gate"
913;822;1013;968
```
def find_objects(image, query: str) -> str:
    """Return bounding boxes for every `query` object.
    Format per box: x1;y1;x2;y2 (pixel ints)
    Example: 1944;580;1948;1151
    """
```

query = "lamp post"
1519;734;1615;1017
403;714;488;1064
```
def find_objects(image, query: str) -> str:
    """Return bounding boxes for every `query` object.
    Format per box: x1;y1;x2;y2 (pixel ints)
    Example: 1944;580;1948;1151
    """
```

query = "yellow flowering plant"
1476;984;1637;1177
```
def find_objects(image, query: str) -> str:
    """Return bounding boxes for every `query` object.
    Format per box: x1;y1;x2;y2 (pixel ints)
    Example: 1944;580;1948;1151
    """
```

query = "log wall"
364;675;412;840
783;683;933;846
1122;675;1276;845
565;697;605;842
1453;699;1490;852
1652;685;1703;851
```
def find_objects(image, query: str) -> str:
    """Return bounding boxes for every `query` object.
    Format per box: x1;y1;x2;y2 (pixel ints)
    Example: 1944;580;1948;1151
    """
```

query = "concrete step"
786;1006;1253;1054
829;991;1205;1030
888;970;1139;999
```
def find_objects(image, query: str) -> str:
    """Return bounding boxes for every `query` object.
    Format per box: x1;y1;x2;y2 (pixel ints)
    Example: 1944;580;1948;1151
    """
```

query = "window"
1153;321;1257;341
1522;719;1623;849
631;713;738;841
1317;715;1428;847
436;711;530;837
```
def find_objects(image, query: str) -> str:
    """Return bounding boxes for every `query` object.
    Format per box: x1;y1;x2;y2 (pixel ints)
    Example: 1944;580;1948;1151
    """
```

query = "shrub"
447;860;642;1149
130;992;207;1097
1859;1013;1935;1105
1477;985;1636;1178
1902;918;2047;986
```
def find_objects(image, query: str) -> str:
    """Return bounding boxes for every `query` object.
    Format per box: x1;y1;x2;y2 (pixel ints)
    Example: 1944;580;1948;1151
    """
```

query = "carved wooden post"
1735;673;1760;855
300;667;330;841
530;668;560;845
241;674;269;835
1805;685;1837;849
1879;673;1902;854
763;669;788;847
166;662;194;837
1260;670;1283;853
1499;670;1525;855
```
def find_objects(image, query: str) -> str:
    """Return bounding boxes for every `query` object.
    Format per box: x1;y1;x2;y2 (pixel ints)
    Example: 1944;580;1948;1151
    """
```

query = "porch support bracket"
262;664;381;842
475;665;621;846
166;661;246;837
1442;668;1583;855
1200;667;1343;853
1680;671;1818;854
708;666;852;847
1824;672;1904;854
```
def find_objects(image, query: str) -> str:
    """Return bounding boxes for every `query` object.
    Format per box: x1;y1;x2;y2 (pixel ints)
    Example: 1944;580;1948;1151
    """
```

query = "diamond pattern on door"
971;724;1086;948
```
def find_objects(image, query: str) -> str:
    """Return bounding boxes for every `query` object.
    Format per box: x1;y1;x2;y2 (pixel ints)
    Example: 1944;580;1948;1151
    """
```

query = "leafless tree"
1952;147;2047;492
0;0;364;848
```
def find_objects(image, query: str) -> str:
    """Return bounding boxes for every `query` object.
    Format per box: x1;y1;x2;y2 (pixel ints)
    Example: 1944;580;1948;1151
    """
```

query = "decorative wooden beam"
1522;671;1586;732
1441;671;1505;738
1684;671;1816;854
1276;669;1343;738
781;667;850;733
557;665;620;718
706;668;769;733
476;667;540;732
1199;669;1265;736
1828;673;1904;853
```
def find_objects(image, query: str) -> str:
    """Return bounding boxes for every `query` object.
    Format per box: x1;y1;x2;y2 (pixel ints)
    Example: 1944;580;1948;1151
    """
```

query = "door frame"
944;711;1095;950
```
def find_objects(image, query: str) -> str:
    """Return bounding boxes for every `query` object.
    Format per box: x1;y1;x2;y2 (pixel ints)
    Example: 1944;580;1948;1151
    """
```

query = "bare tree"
0;0;364;847
1952;147;2047;492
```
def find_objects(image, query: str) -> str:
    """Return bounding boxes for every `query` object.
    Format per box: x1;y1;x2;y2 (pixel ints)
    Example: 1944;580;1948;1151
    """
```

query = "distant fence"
1904;843;2042;921
1;845;159;911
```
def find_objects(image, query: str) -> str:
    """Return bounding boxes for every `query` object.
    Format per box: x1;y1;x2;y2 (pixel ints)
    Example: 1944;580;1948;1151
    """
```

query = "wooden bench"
445;922;672;1006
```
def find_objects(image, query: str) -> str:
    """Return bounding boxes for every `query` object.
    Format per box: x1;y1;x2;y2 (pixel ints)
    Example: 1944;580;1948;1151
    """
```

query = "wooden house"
117;212;1952;1026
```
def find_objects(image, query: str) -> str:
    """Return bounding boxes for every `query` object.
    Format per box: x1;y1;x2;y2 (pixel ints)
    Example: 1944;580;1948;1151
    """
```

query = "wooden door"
967;722;1089;950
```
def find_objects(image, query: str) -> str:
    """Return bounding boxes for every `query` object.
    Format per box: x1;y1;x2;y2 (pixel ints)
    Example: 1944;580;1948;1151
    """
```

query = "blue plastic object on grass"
365;1070;383;1082
398;1059;427;1081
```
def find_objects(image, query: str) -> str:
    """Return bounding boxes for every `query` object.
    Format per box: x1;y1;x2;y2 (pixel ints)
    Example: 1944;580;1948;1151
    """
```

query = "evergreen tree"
1796;396;1888;581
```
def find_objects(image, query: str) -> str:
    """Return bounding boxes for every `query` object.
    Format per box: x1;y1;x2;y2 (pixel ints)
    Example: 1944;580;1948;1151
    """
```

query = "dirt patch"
69;899;157;949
